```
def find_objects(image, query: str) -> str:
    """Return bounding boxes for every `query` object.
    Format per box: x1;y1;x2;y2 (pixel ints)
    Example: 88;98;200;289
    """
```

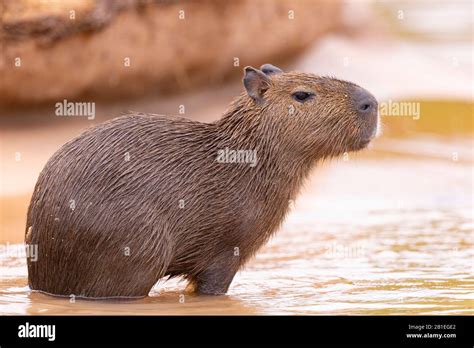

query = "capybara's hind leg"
96;226;174;298
86;267;162;298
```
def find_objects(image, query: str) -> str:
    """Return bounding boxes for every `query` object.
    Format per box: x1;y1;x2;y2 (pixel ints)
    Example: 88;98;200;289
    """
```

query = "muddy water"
1;131;472;315
1;0;473;313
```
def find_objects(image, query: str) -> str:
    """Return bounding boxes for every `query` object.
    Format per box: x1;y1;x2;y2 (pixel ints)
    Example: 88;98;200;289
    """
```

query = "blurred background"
0;0;472;315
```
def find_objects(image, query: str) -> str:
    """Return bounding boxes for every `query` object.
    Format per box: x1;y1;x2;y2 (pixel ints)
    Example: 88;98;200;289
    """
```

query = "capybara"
26;64;378;298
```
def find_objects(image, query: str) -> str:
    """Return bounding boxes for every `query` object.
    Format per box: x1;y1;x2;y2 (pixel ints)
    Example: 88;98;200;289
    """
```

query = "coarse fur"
26;65;378;298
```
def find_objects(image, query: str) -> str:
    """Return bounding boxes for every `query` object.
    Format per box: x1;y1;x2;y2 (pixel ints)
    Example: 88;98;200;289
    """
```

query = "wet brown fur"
26;65;377;298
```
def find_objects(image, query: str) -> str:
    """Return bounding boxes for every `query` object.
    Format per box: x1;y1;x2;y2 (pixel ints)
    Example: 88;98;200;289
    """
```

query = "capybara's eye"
292;91;314;103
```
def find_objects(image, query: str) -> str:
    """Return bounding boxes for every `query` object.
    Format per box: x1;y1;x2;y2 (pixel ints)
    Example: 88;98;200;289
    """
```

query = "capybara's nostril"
359;102;372;112
353;86;378;116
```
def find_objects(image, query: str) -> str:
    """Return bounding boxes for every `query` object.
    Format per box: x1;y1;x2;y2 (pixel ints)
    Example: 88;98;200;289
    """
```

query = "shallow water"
1;133;472;315
1;0;473;313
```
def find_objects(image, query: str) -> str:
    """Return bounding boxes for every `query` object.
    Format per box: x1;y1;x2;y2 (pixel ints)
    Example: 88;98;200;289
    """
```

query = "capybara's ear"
260;64;283;75
243;66;271;104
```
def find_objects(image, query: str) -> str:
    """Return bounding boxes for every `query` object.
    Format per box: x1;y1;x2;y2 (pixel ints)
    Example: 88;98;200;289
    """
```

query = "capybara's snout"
350;85;379;143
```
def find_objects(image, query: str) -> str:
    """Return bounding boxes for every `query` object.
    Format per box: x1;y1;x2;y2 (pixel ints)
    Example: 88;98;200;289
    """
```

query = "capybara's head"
242;64;379;159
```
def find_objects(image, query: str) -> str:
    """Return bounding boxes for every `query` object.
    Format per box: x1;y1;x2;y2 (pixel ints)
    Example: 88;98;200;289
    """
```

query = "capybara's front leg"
192;261;239;295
